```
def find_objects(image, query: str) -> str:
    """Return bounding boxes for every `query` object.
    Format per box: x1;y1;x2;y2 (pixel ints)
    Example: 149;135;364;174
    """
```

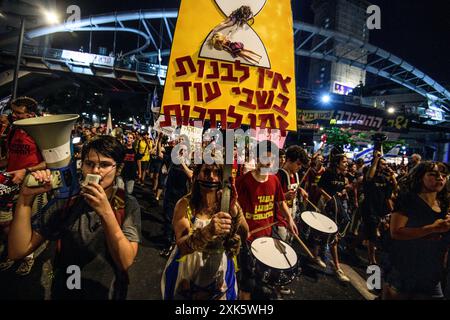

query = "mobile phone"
82;174;101;186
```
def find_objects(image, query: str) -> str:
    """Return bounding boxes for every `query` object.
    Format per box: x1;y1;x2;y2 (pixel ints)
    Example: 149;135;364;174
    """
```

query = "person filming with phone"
8;136;141;299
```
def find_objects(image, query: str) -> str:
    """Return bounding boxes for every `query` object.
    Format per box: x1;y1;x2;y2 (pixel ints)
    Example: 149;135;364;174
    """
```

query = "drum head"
301;211;338;234
251;237;297;269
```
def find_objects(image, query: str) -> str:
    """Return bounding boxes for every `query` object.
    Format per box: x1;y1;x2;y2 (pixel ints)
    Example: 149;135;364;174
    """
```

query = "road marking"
340;264;377;300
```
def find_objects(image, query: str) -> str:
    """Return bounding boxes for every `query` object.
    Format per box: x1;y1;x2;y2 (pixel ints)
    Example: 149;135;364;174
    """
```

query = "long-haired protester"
8;136;141;299
361;151;396;266
317;152;351;282
383;161;449;300
161;163;248;300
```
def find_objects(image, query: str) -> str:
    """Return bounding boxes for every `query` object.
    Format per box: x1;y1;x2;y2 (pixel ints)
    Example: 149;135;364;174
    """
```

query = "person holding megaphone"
0;97;46;185
8;136;141;300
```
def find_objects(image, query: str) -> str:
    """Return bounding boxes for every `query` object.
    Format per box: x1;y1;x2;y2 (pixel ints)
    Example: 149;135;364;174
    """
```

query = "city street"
0;0;448;305
0;181;373;300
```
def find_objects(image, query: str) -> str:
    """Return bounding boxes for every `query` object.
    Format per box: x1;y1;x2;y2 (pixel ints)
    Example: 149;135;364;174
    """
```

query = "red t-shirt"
236;171;285;241
7;129;43;172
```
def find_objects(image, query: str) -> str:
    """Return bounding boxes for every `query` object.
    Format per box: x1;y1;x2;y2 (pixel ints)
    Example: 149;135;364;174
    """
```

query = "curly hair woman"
161;163;248;300
384;161;450;300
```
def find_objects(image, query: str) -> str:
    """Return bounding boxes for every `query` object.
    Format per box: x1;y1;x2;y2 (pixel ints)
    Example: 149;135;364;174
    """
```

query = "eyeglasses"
426;171;449;179
83;160;116;170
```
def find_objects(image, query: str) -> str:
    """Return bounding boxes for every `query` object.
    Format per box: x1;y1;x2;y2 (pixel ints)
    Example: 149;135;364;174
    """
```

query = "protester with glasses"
383;161;449;300
8;136;141;299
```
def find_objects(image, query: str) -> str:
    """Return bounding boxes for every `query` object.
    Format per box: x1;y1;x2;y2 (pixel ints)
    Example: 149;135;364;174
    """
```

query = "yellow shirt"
138;139;152;162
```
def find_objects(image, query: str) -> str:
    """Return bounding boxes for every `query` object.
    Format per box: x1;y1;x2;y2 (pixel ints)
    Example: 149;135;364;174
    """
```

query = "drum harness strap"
332;195;350;238
280;168;300;221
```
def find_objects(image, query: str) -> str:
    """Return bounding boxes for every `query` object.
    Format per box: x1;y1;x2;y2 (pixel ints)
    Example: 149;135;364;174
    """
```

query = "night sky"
51;0;449;86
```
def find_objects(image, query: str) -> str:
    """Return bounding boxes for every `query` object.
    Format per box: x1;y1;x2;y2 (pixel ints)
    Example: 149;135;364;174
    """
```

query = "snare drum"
250;237;298;286
301;211;338;234
300;211;338;245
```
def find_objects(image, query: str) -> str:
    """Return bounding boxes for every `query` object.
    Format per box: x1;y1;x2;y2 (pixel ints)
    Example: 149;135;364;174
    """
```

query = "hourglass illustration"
199;0;271;68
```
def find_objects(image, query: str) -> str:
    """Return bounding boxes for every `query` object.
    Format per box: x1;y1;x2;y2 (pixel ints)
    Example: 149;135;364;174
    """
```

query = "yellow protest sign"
160;0;297;133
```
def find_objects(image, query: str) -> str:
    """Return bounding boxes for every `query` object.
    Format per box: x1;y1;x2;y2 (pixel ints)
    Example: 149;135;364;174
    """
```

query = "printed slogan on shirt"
245;194;275;221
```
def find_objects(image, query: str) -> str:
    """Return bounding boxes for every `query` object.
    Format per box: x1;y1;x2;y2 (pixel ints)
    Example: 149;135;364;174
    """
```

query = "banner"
298;108;410;133
160;0;297;132
180;124;204;153
106;109;113;135
154;115;178;137
61;50;114;67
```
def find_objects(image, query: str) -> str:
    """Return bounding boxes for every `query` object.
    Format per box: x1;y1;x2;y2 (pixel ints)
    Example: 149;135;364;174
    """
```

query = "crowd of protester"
0;96;449;300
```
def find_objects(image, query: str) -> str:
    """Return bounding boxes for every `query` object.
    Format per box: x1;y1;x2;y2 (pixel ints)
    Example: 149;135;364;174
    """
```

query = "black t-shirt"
387;192;449;294
346;172;356;184
33;193;141;300
165;164;190;200
121;147;138;180
318;169;346;197
361;174;393;217
163;146;173;167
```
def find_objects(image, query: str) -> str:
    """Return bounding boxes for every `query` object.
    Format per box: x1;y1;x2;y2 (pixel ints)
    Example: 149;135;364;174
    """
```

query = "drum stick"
298;167;310;187
321;189;333;200
274;238;293;268
305;198;321;213
291;232;315;260
299;145;324;187
249;222;279;235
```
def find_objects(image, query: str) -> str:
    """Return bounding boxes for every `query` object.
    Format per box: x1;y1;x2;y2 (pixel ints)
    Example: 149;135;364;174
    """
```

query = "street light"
11;9;60;99
42;10;60;25
321;94;331;104
387;107;396;114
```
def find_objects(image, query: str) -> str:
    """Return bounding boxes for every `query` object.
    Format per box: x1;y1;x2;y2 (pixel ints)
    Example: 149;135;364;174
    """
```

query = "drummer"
276;145;310;242
317;152;351;282
236;140;299;300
